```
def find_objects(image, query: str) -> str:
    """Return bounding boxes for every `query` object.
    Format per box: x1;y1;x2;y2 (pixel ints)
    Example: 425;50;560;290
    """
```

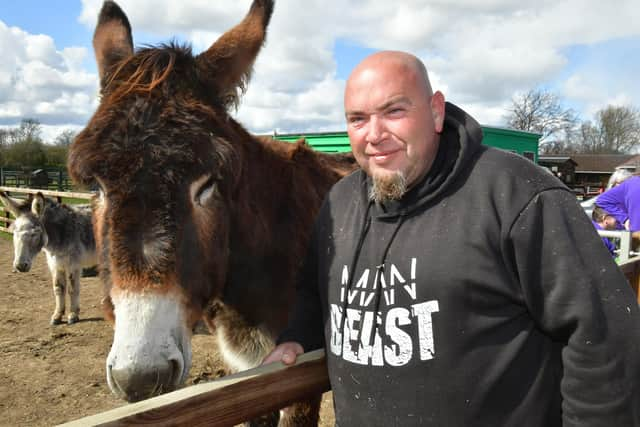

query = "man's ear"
431;91;445;133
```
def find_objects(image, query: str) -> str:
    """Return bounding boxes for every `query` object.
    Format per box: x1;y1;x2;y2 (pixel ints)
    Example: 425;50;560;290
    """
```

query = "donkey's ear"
195;0;274;109
31;193;46;217
93;1;134;85
0;191;24;217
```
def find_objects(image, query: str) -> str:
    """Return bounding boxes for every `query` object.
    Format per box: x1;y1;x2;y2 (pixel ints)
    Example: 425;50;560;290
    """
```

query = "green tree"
3;119;46;168
0;128;8;166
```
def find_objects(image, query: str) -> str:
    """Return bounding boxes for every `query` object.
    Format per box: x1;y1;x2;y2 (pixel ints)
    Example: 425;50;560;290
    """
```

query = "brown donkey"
68;1;356;425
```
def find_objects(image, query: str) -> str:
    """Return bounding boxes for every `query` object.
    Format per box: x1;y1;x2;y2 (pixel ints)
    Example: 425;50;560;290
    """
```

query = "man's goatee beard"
369;171;407;203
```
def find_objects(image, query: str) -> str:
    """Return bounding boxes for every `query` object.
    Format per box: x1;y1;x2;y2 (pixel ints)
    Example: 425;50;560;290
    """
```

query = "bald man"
264;51;640;426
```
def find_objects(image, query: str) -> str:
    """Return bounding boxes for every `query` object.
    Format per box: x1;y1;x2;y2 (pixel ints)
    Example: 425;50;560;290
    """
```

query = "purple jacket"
591;220;618;256
596;176;640;231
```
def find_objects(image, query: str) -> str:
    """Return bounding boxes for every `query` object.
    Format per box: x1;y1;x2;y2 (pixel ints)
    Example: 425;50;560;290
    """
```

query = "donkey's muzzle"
109;360;180;402
14;262;30;272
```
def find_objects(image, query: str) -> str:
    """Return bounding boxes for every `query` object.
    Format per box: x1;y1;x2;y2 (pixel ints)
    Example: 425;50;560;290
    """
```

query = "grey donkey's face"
11;213;47;272
0;192;47;272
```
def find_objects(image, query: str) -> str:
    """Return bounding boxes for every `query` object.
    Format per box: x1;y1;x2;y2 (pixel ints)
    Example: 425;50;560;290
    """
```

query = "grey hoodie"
279;102;640;427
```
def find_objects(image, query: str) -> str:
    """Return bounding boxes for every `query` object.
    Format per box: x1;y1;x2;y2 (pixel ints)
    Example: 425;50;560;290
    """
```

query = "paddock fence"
0;186;93;234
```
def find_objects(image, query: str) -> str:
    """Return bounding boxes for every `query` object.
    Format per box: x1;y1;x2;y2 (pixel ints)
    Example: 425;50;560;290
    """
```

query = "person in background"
591;205;623;256
606;168;633;190
597;174;640;231
263;50;640;426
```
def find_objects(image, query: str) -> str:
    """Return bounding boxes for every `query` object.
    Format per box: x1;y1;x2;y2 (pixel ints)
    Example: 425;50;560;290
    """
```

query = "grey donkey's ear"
0;191;29;217
31;193;46;217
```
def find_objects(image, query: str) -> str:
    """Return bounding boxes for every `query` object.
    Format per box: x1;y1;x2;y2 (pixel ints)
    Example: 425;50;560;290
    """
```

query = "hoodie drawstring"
370;215;405;332
338;201;372;341
338;200;407;357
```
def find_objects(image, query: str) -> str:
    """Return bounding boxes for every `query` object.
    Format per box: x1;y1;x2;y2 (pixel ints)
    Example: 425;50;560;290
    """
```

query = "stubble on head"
369;171;407;203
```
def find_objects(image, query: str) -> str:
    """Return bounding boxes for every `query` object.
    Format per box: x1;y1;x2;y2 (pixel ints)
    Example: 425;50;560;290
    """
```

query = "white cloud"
0;20;97;134
2;0;639;140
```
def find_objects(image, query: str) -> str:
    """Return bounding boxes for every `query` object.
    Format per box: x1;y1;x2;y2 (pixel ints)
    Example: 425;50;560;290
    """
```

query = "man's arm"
509;189;640;426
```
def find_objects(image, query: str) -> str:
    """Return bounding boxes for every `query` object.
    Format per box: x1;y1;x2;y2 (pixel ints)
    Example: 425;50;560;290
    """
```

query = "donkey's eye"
191;175;218;206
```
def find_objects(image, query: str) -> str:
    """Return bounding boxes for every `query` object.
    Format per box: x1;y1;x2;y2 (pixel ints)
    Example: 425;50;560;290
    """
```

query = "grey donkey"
0;191;97;325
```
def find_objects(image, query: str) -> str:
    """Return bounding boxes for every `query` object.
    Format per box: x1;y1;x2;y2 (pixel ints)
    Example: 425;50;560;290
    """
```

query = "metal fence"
0;167;74;191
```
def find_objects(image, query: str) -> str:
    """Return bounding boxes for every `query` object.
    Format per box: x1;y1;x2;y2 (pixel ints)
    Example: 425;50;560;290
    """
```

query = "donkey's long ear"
0;191;25;217
195;0;274;109
31;193;46;218
93;1;134;85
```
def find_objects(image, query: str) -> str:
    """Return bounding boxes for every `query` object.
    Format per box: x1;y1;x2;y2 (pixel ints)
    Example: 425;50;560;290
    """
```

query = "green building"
273;126;540;162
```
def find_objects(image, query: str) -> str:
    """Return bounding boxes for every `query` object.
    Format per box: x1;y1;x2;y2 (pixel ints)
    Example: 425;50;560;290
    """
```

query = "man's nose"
365;115;384;145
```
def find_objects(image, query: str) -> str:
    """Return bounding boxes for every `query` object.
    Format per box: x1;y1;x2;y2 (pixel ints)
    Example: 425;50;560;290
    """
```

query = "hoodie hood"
363;101;483;219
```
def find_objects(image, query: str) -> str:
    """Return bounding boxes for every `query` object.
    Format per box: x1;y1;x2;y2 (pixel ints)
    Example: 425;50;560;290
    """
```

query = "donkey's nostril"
15;263;30;272
111;363;175;402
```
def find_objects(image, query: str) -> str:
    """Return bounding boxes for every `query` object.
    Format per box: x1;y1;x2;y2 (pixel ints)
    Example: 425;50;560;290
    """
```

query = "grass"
62;197;93;205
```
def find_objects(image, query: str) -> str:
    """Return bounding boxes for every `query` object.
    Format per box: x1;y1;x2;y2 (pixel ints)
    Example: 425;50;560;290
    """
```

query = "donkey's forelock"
103;43;223;105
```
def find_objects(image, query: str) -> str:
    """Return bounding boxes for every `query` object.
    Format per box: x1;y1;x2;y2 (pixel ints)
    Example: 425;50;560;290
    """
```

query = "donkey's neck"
223;135;335;328
231;136;308;255
41;203;94;254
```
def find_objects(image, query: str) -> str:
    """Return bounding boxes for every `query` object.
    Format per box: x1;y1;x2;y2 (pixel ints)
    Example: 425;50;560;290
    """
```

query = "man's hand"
262;342;304;365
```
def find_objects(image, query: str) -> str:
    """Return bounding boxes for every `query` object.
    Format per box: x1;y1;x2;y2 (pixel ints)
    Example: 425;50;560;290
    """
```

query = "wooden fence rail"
0;186;93;201
619;255;640;305
58;349;330;427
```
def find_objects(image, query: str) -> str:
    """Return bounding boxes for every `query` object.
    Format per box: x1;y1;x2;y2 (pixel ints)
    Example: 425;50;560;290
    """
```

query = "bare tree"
577;105;640;154
53;129;77;147
505;89;578;152
18;118;43;142
45;130;77;167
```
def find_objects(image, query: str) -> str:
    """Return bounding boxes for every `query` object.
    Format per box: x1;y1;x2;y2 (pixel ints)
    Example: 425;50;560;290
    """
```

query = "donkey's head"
0;192;47;272
68;0;274;402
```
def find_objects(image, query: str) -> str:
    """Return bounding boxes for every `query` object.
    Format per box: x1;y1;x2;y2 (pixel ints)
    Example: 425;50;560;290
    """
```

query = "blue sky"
3;2;85;45
1;0;639;142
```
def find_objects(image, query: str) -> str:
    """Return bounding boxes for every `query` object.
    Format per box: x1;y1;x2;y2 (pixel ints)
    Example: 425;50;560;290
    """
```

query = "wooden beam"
0;186;93;200
58;349;330;427
619;255;640;304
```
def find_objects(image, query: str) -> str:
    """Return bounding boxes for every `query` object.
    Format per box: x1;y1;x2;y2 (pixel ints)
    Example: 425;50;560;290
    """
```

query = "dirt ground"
0;236;334;426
